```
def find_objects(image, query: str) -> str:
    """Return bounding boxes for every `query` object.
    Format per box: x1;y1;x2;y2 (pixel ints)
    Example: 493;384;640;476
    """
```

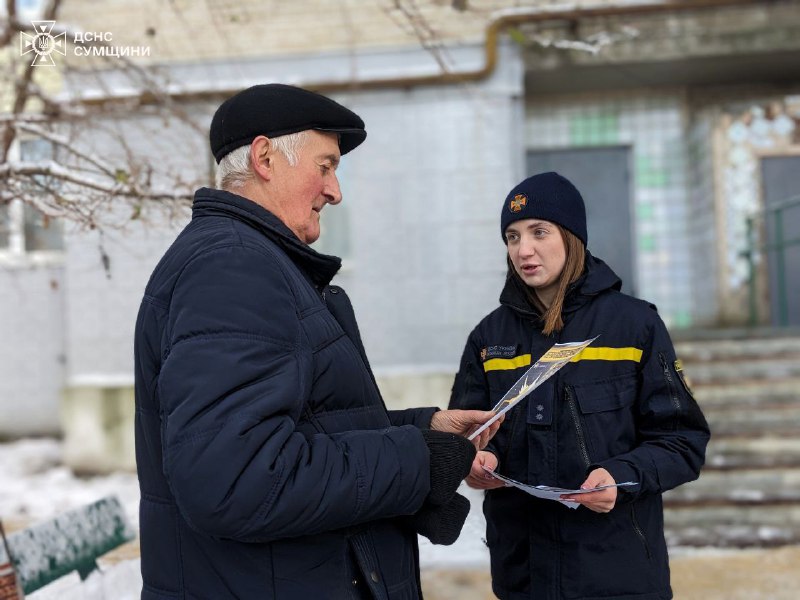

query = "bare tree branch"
1;161;191;202
382;0;456;73
0;0;204;233
0;0;637;236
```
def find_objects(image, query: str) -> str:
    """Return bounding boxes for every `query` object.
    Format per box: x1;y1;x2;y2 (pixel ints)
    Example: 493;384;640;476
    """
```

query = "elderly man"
134;84;499;599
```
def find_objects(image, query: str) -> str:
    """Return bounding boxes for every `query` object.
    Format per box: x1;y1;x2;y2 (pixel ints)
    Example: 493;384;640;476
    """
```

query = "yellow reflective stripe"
483;354;532;372
483;347;642;371
571;347;643;363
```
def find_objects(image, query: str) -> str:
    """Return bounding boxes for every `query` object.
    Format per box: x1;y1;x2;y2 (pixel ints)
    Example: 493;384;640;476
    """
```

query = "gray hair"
215;130;309;191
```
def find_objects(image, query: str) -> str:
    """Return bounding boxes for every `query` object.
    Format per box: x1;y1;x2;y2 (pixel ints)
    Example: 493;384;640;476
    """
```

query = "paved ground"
24;539;800;598
420;545;800;599
6;440;800;599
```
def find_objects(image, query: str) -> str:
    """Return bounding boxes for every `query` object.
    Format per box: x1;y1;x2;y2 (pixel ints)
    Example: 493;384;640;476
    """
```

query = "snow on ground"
0;438;140;529
1;438;142;598
1;437;489;598
7;438;798;599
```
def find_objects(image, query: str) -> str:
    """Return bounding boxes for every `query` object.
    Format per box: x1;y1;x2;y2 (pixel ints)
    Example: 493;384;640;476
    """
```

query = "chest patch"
481;344;519;362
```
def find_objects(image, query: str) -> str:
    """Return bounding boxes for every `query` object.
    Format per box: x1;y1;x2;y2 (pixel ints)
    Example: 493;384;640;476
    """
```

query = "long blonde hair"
508;224;586;336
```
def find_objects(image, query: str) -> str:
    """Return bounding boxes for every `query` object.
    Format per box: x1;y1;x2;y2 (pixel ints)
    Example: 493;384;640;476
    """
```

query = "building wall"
57;0;633;64
56;111;208;467
46;42;524;467
686;105;720;326
60;108;211;385
525;90;693;328
62;220;182;386
58;217;177;467
0;262;65;436
708;92;800;325
62;42;521;376
338;81;522;372
3;0;797;465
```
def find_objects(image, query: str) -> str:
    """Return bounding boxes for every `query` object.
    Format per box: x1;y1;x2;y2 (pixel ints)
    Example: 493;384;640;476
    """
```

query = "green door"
761;156;800;327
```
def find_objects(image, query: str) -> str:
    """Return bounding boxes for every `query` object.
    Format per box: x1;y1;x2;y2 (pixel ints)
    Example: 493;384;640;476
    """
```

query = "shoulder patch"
674;359;694;396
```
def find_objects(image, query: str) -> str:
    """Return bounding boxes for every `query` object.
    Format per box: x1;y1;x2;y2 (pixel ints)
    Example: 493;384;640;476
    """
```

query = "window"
313;201;351;260
0;138;64;259
14;0;47;20
311;159;352;263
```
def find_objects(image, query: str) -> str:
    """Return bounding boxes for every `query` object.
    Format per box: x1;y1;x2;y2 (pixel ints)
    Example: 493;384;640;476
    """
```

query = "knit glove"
411;492;471;545
421;429;476;506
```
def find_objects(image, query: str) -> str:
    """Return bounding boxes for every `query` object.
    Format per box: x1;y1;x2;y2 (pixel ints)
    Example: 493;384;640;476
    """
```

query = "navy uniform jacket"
135;188;437;599
449;255;709;600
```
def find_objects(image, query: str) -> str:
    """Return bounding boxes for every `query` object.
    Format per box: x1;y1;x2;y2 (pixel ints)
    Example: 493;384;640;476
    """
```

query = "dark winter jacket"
449;255;710;600
134;188;438;599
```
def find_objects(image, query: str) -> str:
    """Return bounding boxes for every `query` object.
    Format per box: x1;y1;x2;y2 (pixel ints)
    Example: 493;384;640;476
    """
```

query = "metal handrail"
743;194;800;326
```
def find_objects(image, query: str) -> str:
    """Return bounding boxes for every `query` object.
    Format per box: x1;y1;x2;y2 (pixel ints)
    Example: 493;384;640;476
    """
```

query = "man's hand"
466;451;506;490
560;467;617;513
430;410;503;450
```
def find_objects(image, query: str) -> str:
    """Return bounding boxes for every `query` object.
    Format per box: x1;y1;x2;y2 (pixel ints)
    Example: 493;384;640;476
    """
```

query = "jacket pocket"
571;374;638;461
560;506;661;598
140;496;182;595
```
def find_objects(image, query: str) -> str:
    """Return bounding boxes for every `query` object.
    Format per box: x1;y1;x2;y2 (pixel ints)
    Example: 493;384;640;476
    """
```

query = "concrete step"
704;405;800;438
692;379;800;409
631;334;799;548
705;437;800;470
664;504;800;547
681;356;800;385
675;335;800;362
664;469;800;505
674;332;800;389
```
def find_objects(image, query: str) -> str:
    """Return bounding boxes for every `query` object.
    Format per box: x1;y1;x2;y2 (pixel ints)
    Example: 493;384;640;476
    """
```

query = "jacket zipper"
630;506;651;559
659;353;682;418
565;386;591;468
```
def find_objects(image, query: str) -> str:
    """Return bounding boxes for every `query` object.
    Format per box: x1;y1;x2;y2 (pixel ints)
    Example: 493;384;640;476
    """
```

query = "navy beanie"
210;84;367;163
500;172;587;246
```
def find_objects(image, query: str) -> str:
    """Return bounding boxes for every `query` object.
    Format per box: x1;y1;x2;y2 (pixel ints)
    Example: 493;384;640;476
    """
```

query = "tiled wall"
525;92;694;328
686;106;720;326
58;43;523;394
0;263;65;435
329;59;523;371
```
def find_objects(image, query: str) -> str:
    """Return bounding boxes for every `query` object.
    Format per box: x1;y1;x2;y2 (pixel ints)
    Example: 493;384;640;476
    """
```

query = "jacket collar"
499;251;622;320
191;187;341;288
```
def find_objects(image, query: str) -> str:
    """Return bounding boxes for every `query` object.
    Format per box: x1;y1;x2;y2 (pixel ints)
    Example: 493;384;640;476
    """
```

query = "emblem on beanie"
509;193;527;213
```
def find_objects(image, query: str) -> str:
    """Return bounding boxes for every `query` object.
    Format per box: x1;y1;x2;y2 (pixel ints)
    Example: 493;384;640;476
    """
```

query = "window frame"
0;137;65;268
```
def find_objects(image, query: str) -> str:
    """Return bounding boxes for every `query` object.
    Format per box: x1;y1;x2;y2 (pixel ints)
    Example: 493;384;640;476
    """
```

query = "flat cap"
210;83;367;163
